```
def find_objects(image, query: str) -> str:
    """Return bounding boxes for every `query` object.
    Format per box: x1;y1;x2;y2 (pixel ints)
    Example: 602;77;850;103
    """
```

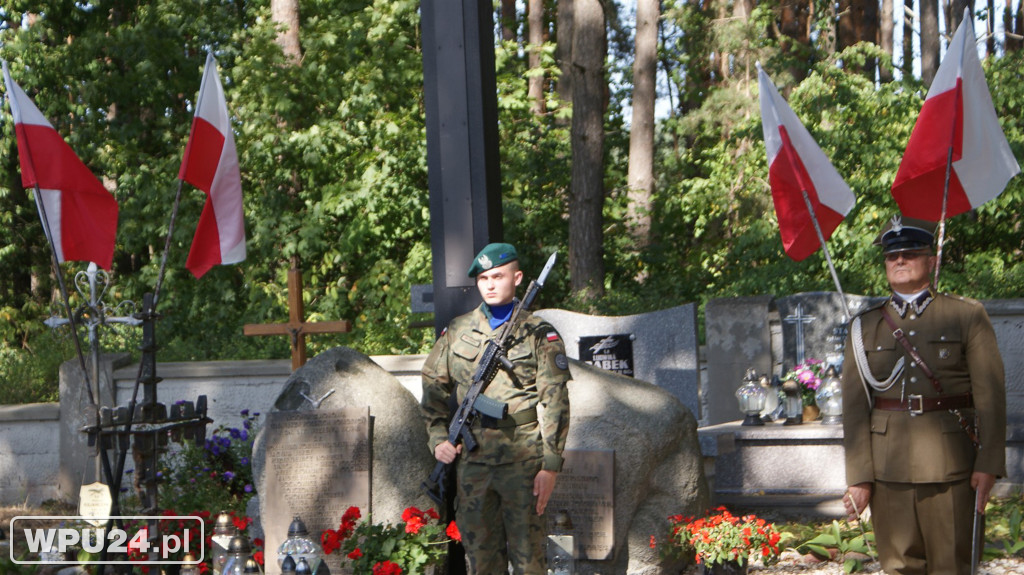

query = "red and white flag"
2;61;118;270
179;52;245;278
758;64;855;261
891;10;1020;220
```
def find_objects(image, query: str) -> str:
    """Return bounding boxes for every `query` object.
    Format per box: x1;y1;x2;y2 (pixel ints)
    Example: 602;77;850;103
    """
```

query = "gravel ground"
679;550;1024;574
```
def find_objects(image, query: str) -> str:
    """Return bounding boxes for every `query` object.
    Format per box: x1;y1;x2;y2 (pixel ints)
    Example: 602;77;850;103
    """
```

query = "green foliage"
159;410;260;515
984;495;1024;559
796;519;875;573
1;0;1024;405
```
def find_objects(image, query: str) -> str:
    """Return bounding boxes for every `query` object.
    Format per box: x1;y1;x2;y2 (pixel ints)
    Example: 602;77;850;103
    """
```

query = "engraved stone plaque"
544;449;614;560
262;408;370;575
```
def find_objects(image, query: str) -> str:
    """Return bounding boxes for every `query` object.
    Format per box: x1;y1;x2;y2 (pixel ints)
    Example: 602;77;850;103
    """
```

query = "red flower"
373;560;403;575
231;515;250;531
446;521;461;542
649;535;657;549
322;529;341;555
405;515;425;535
401;506;424;522
426;508;440;520
342;506;361;523
348;548;363;560
253;550;264;566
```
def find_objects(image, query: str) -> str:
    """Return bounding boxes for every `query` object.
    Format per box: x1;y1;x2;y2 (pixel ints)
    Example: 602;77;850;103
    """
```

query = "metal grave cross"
783;303;816;365
243;256;352;370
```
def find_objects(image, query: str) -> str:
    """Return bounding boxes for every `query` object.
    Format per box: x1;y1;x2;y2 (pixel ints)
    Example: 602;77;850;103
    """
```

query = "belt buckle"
908;394;924;416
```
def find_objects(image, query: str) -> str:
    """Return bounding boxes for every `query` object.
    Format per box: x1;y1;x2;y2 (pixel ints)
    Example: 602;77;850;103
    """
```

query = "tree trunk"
950;0;971;33
528;0;546;115
921;0;940;85
985;0;994;55
501;0;517;42
837;0;856;52
570;0;606;301
862;0;879;78
627;0;658;251
903;0;915;75
556;0;575;105
271;0;301;63
779;0;811;82
1005;0;1022;52
880;0;894;81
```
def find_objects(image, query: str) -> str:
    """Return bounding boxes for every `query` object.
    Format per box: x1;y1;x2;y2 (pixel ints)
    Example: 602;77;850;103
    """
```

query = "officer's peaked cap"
874;215;936;254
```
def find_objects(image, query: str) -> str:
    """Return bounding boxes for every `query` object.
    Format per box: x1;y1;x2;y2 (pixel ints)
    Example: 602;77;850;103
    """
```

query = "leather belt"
480;406;538;429
874;392;973;415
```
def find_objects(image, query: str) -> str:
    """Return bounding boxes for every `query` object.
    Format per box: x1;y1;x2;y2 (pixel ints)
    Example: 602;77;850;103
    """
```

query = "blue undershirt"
486;301;516;330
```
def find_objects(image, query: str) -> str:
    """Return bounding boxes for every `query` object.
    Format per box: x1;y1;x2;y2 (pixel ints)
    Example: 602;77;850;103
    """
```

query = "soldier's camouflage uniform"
421;304;571;575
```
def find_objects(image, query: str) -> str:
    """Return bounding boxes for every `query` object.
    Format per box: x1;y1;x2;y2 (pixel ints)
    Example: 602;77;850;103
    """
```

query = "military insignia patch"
546;332;560;342
555;353;569;370
939;348;950;359
477;254;493;270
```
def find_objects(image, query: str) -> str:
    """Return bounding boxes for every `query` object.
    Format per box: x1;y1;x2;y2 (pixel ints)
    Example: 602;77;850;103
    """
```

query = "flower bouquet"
321;506;459;575
783;358;827;407
660;507;784;567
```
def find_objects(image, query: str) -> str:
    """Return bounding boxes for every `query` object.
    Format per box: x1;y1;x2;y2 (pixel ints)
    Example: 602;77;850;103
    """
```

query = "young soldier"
842;215;1006;575
421;243;571;574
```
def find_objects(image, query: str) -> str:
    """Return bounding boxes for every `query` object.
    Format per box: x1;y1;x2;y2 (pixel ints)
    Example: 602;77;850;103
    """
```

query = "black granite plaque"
579;334;635;377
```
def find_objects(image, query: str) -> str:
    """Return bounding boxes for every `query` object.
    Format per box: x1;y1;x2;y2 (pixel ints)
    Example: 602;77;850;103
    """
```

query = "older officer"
421;243;571;574
842;215;1006;575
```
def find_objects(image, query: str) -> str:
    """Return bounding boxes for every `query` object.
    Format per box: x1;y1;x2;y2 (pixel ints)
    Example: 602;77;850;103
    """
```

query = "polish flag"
3;61;118;270
891;10;1020;220
179;52;246;278
758;64;855;261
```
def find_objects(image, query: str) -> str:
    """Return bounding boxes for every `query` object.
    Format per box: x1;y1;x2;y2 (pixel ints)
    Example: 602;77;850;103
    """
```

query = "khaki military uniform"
842;291;1005;575
422;304;571;575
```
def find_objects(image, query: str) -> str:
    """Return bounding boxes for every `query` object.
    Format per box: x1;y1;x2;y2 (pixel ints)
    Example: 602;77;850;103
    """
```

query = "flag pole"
933;8;970;290
152;179;186;309
31;185;97;407
801;189;853;322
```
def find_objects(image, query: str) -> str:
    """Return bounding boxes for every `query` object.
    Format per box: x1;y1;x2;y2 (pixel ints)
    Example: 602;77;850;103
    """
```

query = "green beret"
467;243;518;277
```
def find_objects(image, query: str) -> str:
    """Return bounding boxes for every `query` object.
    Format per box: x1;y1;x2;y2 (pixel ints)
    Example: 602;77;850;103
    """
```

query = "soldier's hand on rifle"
534;470;558;516
434;440;463;464
971;471;996;512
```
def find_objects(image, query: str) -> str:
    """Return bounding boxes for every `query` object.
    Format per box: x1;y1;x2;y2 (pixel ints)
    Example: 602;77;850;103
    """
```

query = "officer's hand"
434;441;462;464
844;482;872;522
972;471;997;512
534;470;558;516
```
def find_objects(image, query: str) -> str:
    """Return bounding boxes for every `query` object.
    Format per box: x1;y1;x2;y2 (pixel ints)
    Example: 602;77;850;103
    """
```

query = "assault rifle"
422;251;558;507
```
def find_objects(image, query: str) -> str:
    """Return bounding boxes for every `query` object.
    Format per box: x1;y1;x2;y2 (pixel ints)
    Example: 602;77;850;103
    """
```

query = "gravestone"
251;347;435;575
262;408;370;575
773;292;883;373
704;296;774;426
545;449;615;560
535;304;700;419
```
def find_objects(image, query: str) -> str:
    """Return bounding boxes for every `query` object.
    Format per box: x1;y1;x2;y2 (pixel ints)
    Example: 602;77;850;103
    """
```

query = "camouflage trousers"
456;457;546;575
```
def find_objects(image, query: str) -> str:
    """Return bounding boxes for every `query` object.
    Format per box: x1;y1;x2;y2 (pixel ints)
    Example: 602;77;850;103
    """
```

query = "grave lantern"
222;532;253;575
781;377;804;425
546;509;575;574
277;516;321;573
281;555;297;574
211;512;235;575
735;367;767;426
295;557;313;574
180;553;200;575
243;558;261;574
815;364;843;425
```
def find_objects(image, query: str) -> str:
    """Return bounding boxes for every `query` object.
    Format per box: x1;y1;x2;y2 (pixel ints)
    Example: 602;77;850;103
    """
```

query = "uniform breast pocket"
453;334;482;362
927;331;962;368
865;339;899;376
508;343;536;382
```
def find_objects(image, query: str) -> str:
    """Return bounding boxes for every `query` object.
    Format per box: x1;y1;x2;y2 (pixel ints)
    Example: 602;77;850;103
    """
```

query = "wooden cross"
243;256;352;370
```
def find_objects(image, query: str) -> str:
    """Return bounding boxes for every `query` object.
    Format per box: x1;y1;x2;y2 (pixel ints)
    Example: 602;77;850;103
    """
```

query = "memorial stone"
545;449;614;560
262;408;370;575
704;296;774;426
774;292;882;373
535;304;699;418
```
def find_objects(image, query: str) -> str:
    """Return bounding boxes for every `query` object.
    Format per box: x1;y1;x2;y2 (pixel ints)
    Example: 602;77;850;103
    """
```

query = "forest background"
0;0;1022;404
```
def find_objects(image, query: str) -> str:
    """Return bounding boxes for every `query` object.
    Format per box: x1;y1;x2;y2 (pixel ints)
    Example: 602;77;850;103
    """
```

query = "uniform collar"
888;289;934;318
